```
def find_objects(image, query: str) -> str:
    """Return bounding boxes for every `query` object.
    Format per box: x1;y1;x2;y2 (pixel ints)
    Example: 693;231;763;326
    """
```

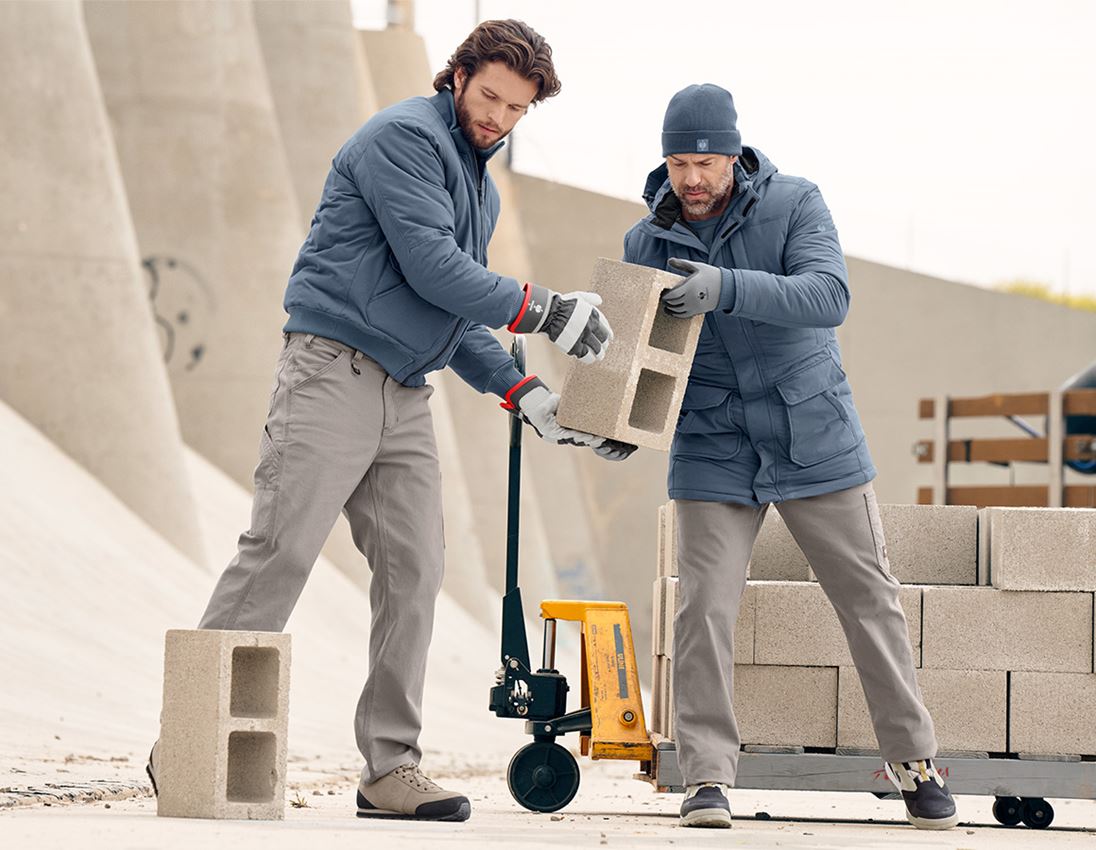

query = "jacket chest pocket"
776;356;858;467
674;385;742;461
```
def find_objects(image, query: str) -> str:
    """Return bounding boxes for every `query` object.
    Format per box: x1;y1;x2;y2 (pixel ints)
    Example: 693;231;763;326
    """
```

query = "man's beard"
673;159;735;217
455;90;507;151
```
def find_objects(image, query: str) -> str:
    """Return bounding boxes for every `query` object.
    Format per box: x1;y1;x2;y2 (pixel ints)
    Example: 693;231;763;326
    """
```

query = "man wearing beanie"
623;84;958;831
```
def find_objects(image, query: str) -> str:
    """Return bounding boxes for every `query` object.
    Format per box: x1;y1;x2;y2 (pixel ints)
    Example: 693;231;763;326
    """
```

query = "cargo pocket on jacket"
776;356;858;467
674;385;742;460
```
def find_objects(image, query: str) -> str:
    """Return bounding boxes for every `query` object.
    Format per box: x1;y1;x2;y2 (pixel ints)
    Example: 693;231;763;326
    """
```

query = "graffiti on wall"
143;256;216;371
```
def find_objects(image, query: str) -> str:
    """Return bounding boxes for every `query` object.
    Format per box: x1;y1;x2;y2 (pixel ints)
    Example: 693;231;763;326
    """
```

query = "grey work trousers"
672;483;937;785
199;333;444;782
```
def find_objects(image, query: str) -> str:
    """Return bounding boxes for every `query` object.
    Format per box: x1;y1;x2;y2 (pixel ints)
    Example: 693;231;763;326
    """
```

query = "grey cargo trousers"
673;484;937;785
199;333;444;782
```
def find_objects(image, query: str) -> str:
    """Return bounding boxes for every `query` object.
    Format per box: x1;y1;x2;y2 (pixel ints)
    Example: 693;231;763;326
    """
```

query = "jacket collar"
641;147;771;238
430;88;507;164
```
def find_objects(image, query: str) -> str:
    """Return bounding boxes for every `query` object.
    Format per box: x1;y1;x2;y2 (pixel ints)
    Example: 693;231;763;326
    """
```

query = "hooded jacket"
623;147;875;505
283;89;526;398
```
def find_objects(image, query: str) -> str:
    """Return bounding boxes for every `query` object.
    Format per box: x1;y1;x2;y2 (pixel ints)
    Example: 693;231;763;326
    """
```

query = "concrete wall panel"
0;0;205;563
84;0;303;489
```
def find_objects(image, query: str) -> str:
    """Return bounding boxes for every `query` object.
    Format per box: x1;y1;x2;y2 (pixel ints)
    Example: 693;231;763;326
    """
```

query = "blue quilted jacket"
623;147;875;505
283;89;525;397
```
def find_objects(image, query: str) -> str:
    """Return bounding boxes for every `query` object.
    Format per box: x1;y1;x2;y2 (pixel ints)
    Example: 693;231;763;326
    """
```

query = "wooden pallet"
916;390;1096;507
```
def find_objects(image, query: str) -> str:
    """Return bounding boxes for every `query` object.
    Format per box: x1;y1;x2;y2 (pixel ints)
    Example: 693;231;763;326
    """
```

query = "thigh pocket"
776;356;858;467
674;385;742;461
863;488;891;574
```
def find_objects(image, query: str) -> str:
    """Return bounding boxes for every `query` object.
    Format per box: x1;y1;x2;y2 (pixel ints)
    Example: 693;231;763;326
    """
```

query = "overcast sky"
353;0;1096;299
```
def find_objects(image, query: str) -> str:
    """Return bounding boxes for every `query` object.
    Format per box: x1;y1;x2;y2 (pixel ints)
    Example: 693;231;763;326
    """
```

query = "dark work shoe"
146;742;159;797
679;783;732;828
356;763;470;822
885;759;958;829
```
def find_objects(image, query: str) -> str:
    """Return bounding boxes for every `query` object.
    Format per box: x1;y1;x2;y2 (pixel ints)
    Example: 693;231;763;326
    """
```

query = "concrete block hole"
629;369;675;434
230;646;279;718
226;731;277;803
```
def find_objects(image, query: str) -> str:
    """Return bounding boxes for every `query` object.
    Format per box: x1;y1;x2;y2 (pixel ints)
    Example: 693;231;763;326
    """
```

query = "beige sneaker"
356;763;470;822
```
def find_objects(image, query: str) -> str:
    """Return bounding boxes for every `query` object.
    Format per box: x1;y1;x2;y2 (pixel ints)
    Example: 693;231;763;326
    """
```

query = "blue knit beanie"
661;84;741;157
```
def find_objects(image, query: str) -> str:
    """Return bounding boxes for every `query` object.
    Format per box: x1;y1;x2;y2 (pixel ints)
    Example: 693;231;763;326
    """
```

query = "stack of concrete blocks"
651;501;1096;758
556;259;703;451
157;630;291;819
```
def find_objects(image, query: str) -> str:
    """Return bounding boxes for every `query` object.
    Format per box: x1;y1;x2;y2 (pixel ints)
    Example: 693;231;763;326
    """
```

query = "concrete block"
753;581;921;668
750;510;811;581
983;507;1096;591
837;667;1006;753
650;654;673;739
158;630;290;819
754;504;977;585
734;665;838;748
657;501;678;579
652;577;754;663
556;259;702;451
879;504;978;585
921;587;1093;673
1011;672;1096;755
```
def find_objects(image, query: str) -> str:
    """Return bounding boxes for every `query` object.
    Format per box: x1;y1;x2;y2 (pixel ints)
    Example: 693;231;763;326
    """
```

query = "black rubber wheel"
507;741;580;813
1020;797;1054;829
992;796;1023;826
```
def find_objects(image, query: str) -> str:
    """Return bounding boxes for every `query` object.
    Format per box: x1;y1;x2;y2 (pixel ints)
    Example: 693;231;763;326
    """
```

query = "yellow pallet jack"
489;338;652;812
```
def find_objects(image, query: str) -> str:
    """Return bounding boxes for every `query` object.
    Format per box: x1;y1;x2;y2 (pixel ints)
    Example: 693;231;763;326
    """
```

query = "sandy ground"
4;757;1095;849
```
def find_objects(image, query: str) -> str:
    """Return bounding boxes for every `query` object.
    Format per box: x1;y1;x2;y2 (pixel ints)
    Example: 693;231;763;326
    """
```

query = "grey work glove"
509;284;614;364
591;438;638;462
505;377;605;447
661;258;731;318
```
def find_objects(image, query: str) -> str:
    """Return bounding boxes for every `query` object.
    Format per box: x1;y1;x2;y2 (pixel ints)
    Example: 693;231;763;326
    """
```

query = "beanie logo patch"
696;139;709;152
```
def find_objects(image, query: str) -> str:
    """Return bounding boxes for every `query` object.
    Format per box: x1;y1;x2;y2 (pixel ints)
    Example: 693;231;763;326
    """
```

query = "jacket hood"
641;146;777;224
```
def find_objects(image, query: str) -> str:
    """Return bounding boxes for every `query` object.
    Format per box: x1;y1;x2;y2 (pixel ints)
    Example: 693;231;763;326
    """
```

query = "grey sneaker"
680;783;732;828
885;759;959;830
356;763;470;822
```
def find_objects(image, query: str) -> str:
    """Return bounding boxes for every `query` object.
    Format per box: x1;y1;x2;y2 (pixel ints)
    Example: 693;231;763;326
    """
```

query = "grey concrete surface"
6;758;1092;848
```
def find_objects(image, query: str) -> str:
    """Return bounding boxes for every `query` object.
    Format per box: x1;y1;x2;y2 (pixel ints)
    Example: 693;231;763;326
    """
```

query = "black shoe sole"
356;801;471;822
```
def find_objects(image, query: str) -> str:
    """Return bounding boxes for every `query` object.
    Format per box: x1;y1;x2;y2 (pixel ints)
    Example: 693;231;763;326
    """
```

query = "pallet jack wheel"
1019;797;1054;829
507;741;581;813
992;796;1023;826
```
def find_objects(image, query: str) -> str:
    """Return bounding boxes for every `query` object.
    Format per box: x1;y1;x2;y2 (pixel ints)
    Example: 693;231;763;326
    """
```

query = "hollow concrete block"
1010;672;1096;755
157;630;290;819
753;581;922;668
750;510;811;581
837;667;1006;753
650;654;673;740
752;504;976;585
734;665;838;748
651;577;754;663
657;501;678;579
556;259;702;451
982;507;1096;591
921;587;1093;673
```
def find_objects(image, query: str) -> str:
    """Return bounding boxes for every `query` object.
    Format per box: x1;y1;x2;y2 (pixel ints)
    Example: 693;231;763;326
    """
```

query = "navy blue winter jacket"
283;89;526;398
623;148;876;505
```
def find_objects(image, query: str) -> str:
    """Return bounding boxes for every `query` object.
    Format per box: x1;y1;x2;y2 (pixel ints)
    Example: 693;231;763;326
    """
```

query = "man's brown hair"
433;19;561;104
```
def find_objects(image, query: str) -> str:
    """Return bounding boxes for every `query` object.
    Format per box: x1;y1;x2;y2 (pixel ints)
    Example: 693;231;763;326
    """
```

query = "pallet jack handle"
500;336;532;672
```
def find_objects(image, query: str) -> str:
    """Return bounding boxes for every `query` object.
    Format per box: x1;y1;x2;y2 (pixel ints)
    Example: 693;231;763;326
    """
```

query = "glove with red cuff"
502;376;604;447
508;284;614;364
